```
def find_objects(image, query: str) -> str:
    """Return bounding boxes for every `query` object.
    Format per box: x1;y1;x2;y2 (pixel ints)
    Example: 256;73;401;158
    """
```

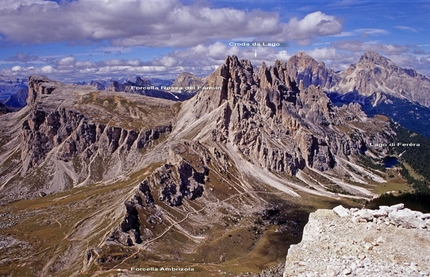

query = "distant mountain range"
83;73;204;101
2;52;430;138
0;75;28;108
284;51;430;138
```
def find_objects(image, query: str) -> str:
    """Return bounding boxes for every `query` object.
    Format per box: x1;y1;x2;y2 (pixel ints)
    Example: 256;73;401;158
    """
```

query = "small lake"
383;156;399;168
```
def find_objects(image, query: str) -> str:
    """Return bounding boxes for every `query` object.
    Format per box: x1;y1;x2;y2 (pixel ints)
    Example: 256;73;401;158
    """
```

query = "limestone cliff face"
171;72;205;91
20;107;171;175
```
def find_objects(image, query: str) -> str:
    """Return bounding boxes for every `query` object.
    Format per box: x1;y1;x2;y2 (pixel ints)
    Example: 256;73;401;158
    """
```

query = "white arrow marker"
254;49;257;58
399;150;406;157
169;92;179;100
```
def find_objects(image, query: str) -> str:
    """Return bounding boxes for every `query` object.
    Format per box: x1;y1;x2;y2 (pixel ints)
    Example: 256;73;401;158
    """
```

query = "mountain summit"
285;52;339;89
332;52;430;106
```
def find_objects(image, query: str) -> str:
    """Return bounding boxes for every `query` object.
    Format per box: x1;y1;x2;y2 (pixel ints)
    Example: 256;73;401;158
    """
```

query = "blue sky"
0;0;429;82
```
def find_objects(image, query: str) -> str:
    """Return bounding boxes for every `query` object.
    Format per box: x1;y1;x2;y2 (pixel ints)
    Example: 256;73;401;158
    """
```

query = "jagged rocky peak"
285;52;339;88
288;51;320;67
358;51;396;68
185;56;392;175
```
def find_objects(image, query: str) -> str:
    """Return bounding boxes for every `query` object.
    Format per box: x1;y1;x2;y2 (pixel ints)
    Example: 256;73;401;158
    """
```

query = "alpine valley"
0;53;429;276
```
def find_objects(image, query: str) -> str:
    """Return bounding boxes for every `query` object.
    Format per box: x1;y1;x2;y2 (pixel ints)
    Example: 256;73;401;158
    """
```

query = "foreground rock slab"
284;205;430;277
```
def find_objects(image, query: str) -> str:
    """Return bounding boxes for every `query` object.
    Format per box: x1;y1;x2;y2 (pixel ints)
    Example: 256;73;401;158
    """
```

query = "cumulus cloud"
279;11;343;45
0;1;342;47
0;0;280;46
306;47;338;60
302;47;359;71
0;41;294;81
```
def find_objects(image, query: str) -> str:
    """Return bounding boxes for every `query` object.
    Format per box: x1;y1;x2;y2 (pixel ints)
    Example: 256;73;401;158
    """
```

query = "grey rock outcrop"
284;205;430;277
27;75;58;106
107;76;152;93
287;51;430;109
109;140;210;246
288;52;430;137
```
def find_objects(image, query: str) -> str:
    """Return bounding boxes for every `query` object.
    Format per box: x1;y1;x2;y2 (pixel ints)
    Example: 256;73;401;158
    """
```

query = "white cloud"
0;1;341;47
387;54;430;75
330;28;389;38
301;47;358;71
41;65;55;74
57;56;76;66
395;25;418;32
355;28;389;36
0;40;295;81
279;11;343;45
11;66;22;72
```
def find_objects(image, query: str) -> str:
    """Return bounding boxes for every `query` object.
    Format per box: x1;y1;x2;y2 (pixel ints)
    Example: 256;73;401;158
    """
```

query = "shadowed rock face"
0;102;11;114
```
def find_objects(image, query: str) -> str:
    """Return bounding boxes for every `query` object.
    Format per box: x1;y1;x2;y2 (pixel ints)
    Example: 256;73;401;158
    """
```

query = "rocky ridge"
284;204;430;277
98;56;397;268
91;75;199;101
0;75;175;203
332;52;430;107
